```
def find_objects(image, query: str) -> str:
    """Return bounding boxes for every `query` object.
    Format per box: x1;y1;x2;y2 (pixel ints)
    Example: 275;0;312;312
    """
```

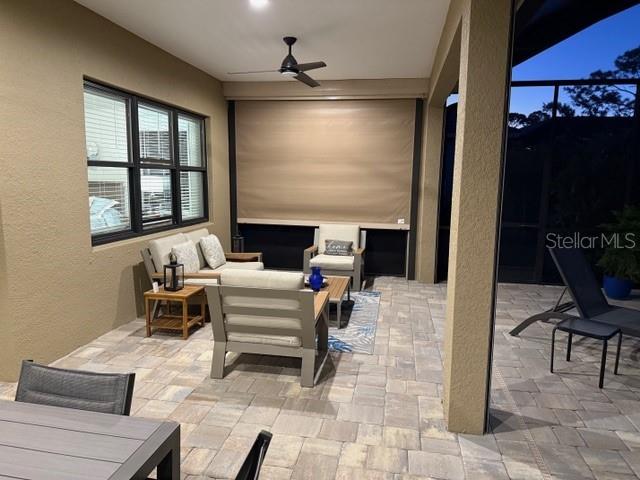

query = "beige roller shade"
235;99;415;226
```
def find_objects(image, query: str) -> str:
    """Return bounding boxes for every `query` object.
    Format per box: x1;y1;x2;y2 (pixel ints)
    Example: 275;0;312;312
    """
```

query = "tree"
509;101;574;129
564;46;639;117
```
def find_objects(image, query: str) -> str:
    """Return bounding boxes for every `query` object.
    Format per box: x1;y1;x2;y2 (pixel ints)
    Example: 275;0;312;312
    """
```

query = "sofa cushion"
221;270;305;333
214;261;264;271
184;228;210;269
200;234;226;269
318;224;359;254
171;241;200;273
309;253;355;271
185;278;219;286
149;233;187;271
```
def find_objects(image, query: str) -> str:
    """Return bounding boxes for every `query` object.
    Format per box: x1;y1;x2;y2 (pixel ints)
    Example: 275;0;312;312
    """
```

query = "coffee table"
144;285;206;339
324;276;351;328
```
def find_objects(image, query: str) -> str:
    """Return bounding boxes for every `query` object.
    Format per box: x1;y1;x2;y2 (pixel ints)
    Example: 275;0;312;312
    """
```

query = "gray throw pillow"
171;240;200;273
325;239;353;256
200;234;226;269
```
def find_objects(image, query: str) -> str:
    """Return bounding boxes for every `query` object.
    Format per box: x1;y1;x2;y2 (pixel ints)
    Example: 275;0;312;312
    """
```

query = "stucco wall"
0;0;229;381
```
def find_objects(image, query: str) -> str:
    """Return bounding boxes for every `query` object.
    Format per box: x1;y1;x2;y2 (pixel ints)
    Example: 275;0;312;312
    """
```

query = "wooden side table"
144;285;206;339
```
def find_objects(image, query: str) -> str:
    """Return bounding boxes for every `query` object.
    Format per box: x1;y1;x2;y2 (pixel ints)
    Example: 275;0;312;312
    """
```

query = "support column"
416;104;445;283
443;0;514;434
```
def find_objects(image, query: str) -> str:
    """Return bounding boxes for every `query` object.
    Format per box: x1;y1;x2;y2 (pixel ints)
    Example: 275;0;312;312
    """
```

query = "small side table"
144;285;206;339
551;318;622;388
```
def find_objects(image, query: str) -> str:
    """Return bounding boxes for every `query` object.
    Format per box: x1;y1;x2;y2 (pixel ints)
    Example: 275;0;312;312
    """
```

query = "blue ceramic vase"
309;266;324;292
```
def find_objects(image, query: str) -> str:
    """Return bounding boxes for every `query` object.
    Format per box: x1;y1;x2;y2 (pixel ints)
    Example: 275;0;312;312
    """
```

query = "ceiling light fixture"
249;0;269;9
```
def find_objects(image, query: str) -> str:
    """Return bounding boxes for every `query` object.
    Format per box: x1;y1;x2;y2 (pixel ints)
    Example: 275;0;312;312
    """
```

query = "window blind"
180;171;204;220
138;104;171;162
235;99;415;226
83;89;128;163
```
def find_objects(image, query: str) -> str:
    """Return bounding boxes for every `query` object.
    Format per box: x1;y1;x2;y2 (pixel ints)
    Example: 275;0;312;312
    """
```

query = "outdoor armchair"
205;269;329;387
303;224;366;291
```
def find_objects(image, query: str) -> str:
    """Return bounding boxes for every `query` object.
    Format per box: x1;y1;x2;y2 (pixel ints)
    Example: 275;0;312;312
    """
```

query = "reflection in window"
141;169;173;229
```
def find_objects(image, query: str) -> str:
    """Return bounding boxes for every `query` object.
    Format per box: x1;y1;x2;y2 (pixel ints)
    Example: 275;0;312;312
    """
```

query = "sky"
509;4;640;115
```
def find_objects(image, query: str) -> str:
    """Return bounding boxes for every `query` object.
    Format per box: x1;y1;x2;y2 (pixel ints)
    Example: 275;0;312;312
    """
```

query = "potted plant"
597;206;640;299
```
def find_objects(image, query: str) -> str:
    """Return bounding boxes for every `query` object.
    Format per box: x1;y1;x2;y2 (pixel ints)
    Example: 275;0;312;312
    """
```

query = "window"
83;81;207;244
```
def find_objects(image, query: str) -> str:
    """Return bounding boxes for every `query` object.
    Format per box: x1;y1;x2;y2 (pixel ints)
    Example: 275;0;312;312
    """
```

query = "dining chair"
15;360;135;415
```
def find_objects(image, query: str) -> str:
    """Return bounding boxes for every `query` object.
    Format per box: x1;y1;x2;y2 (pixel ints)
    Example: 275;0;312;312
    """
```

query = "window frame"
85;80;208;246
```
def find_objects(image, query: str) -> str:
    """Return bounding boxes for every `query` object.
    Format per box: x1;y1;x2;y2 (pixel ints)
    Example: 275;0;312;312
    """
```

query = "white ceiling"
74;0;450;82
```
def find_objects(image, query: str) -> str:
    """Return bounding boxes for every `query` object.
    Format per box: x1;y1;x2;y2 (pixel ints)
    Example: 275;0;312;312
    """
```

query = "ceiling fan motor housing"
280;37;298;74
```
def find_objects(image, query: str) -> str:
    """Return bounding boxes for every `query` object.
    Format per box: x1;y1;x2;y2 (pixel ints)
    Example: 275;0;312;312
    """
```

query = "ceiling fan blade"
294;72;320;88
227;69;279;75
296;61;327;72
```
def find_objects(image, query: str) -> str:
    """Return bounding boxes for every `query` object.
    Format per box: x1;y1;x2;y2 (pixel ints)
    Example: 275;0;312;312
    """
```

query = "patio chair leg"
353;270;362;292
301;348;315;388
566;332;573;361
550;327;557;373
210;342;226;379
614;332;622;375
599;340;608;389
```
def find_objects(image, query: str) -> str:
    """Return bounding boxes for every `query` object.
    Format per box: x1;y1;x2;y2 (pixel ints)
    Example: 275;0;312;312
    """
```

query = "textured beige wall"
224;78;429;100
0;0;229;381
413;0;463;283
441;0;513;433
415;104;444;283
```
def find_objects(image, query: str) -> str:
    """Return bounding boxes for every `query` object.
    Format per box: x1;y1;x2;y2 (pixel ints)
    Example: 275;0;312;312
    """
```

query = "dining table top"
0;399;180;479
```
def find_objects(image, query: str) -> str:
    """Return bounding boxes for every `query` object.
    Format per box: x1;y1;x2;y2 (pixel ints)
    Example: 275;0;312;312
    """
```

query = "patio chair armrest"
225;252;263;262
303;245;318;273
353;247;365;256
304;245;318;255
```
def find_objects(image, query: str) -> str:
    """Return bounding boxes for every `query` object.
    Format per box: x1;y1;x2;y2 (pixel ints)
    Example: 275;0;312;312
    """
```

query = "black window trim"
85;79;209;246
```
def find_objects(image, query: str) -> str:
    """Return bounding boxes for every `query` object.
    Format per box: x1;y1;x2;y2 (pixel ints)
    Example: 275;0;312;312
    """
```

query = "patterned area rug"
327;291;381;354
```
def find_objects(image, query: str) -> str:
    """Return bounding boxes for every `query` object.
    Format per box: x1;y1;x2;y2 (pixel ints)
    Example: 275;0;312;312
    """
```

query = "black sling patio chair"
235;430;272;480
510;246;640;337
15;360;135;415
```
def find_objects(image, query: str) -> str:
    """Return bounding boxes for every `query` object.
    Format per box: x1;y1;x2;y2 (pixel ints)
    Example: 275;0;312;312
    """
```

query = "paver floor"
1;278;639;479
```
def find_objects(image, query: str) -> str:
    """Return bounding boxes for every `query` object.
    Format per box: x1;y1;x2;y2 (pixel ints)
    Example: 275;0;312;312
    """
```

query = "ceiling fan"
228;36;327;87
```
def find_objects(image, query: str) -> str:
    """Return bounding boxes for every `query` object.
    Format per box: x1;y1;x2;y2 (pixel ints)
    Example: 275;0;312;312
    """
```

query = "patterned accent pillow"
325;239;353;256
200;234;226;269
171;241;200;273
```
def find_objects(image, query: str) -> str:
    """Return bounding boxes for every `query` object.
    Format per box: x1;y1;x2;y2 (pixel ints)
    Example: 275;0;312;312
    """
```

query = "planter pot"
603;275;633;300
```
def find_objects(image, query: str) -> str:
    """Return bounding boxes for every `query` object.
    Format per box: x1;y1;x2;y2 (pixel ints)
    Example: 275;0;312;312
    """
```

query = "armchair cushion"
309;254;355;271
221;270;305;335
171;240;200;273
149;233;187;271
200;234;226;269
318;224;359;254
227;332;301;347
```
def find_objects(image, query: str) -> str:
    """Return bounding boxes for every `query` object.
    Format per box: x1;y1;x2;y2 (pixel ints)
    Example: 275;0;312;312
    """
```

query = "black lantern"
164;252;184;291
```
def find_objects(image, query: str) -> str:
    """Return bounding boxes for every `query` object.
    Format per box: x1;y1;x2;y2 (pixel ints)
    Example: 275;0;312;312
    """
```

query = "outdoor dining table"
0;399;180;479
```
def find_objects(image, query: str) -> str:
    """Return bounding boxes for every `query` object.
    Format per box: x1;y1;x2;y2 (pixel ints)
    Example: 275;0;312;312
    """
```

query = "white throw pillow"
200;234;226;269
171;240;200;273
